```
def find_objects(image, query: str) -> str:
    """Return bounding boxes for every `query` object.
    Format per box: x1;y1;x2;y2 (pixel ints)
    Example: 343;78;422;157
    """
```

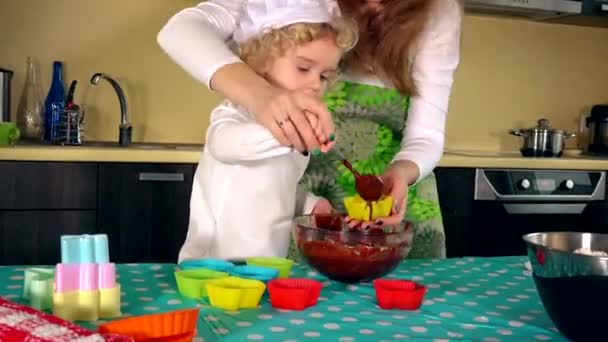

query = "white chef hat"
233;0;340;45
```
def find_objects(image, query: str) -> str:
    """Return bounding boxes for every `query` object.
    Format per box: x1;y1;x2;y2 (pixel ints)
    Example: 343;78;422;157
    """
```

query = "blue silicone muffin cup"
178;259;235;273
230;265;279;283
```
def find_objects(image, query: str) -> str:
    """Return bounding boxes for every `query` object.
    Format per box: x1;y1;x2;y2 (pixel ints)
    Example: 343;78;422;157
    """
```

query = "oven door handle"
502;203;586;215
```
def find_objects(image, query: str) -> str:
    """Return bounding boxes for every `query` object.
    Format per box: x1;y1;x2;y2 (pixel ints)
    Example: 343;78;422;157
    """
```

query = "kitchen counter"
0;142;204;163
440;149;608;170
2;143;608;170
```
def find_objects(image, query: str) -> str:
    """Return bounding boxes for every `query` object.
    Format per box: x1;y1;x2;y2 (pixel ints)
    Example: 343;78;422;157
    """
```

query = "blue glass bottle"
44;61;65;141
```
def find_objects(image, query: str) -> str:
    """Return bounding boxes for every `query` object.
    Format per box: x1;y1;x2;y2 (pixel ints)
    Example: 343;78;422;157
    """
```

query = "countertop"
439;149;608;170
1;142;608;170
0;141;204;164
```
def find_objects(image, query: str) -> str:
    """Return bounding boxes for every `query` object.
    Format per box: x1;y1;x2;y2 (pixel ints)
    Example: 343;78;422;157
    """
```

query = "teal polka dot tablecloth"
0;256;568;341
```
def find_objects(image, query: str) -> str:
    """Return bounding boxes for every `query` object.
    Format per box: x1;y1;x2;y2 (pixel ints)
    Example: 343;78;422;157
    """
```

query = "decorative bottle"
44;61;65;141
15;57;44;140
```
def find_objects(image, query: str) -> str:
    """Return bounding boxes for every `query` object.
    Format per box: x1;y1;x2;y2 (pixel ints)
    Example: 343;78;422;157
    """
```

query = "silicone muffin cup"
98;308;199;342
55;263;117;293
246;257;294;278
61;234;109;264
178;258;235;273
174;269;229;299
53;284;122;322
344;195;393;221
206;277;266;311
23;267;54;310
373;279;426;310
267;278;322;310
229;265;279;282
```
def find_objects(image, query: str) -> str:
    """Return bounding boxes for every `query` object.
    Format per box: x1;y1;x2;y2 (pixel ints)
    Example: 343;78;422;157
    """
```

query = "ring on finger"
276;116;290;127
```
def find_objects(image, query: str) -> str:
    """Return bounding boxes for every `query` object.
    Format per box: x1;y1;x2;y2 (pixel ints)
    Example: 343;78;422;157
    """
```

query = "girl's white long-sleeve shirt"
157;0;462;182
178;101;317;262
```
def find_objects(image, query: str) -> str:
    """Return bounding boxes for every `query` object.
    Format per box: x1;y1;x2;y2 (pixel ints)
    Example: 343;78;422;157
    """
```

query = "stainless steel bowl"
524;232;608;277
523;232;608;342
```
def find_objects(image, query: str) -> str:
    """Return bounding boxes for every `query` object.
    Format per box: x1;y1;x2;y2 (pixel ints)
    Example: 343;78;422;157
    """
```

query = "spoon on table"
332;148;385;202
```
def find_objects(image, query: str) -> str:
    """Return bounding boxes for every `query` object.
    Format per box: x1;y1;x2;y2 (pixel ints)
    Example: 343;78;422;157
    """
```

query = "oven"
469;168;608;257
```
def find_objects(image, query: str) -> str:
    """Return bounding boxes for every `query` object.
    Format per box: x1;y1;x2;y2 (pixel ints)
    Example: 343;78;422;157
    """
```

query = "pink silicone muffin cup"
55;263;116;293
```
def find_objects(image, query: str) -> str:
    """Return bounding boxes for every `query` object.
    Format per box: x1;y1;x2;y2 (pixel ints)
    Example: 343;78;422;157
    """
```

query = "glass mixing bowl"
292;213;414;283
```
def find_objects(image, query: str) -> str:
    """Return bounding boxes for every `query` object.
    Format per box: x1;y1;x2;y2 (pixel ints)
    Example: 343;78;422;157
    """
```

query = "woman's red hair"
337;0;436;96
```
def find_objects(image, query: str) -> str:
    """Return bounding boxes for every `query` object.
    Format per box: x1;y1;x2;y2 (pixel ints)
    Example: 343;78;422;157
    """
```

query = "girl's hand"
311;198;335;215
304;111;336;153
252;86;335;153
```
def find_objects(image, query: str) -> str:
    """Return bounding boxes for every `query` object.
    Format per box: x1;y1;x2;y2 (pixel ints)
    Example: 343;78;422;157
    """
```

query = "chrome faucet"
90;73;132;146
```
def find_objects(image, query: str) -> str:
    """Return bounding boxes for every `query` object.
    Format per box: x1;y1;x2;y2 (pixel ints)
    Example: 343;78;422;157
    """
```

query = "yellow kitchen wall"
0;0;215;144
450;14;608;151
1;1;608;150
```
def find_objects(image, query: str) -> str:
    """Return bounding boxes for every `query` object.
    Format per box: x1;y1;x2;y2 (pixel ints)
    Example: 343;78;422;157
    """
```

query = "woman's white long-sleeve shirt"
157;0;462;181
178;100;315;262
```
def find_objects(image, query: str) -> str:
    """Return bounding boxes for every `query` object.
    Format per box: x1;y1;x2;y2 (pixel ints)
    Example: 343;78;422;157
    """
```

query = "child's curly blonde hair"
238;18;358;76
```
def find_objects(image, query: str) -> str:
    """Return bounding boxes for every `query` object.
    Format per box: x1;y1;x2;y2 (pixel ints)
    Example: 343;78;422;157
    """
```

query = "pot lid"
522;119;563;133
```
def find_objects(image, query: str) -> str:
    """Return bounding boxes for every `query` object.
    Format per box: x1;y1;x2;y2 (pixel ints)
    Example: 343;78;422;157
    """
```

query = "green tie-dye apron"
289;80;446;259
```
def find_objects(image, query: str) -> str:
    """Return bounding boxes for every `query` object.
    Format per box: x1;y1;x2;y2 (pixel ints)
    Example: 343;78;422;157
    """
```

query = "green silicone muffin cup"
175;269;229;299
246;257;294;278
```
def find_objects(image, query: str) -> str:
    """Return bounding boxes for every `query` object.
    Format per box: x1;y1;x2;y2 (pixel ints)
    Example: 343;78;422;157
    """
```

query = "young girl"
176;0;357;262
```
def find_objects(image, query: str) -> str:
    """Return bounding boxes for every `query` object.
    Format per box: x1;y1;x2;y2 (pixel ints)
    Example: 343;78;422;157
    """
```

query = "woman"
158;0;462;258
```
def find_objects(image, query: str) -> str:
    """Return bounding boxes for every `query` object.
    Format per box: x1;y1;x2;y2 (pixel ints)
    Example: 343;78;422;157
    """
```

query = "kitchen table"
0;256;567;341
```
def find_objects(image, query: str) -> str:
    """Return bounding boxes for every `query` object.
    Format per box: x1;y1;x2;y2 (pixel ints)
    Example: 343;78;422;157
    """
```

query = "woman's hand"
347;160;420;228
377;162;410;226
210;63;335;153
251;85;335;153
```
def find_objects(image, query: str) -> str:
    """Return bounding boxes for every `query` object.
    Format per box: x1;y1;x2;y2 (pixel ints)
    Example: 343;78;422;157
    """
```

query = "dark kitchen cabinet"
97;163;194;263
4;160;606;264
435;167;476;258
0;161;98;265
0;161;97;210
0;211;97;265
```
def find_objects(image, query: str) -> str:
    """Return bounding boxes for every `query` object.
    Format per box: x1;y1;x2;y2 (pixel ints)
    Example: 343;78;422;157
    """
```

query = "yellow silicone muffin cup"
344;195;393;221
205;277;266;311
52;285;121;322
175;269;229;299
246;257;294;278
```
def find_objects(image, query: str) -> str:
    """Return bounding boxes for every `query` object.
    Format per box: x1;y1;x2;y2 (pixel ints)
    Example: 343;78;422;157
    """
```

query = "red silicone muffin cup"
268;278;323;310
373;279;427;310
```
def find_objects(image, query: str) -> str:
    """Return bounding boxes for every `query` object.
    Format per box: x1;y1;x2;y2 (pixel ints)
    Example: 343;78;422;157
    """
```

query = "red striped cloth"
0;297;131;342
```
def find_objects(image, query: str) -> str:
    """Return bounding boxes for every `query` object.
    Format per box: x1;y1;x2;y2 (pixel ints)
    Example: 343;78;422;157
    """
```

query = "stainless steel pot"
509;119;575;157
